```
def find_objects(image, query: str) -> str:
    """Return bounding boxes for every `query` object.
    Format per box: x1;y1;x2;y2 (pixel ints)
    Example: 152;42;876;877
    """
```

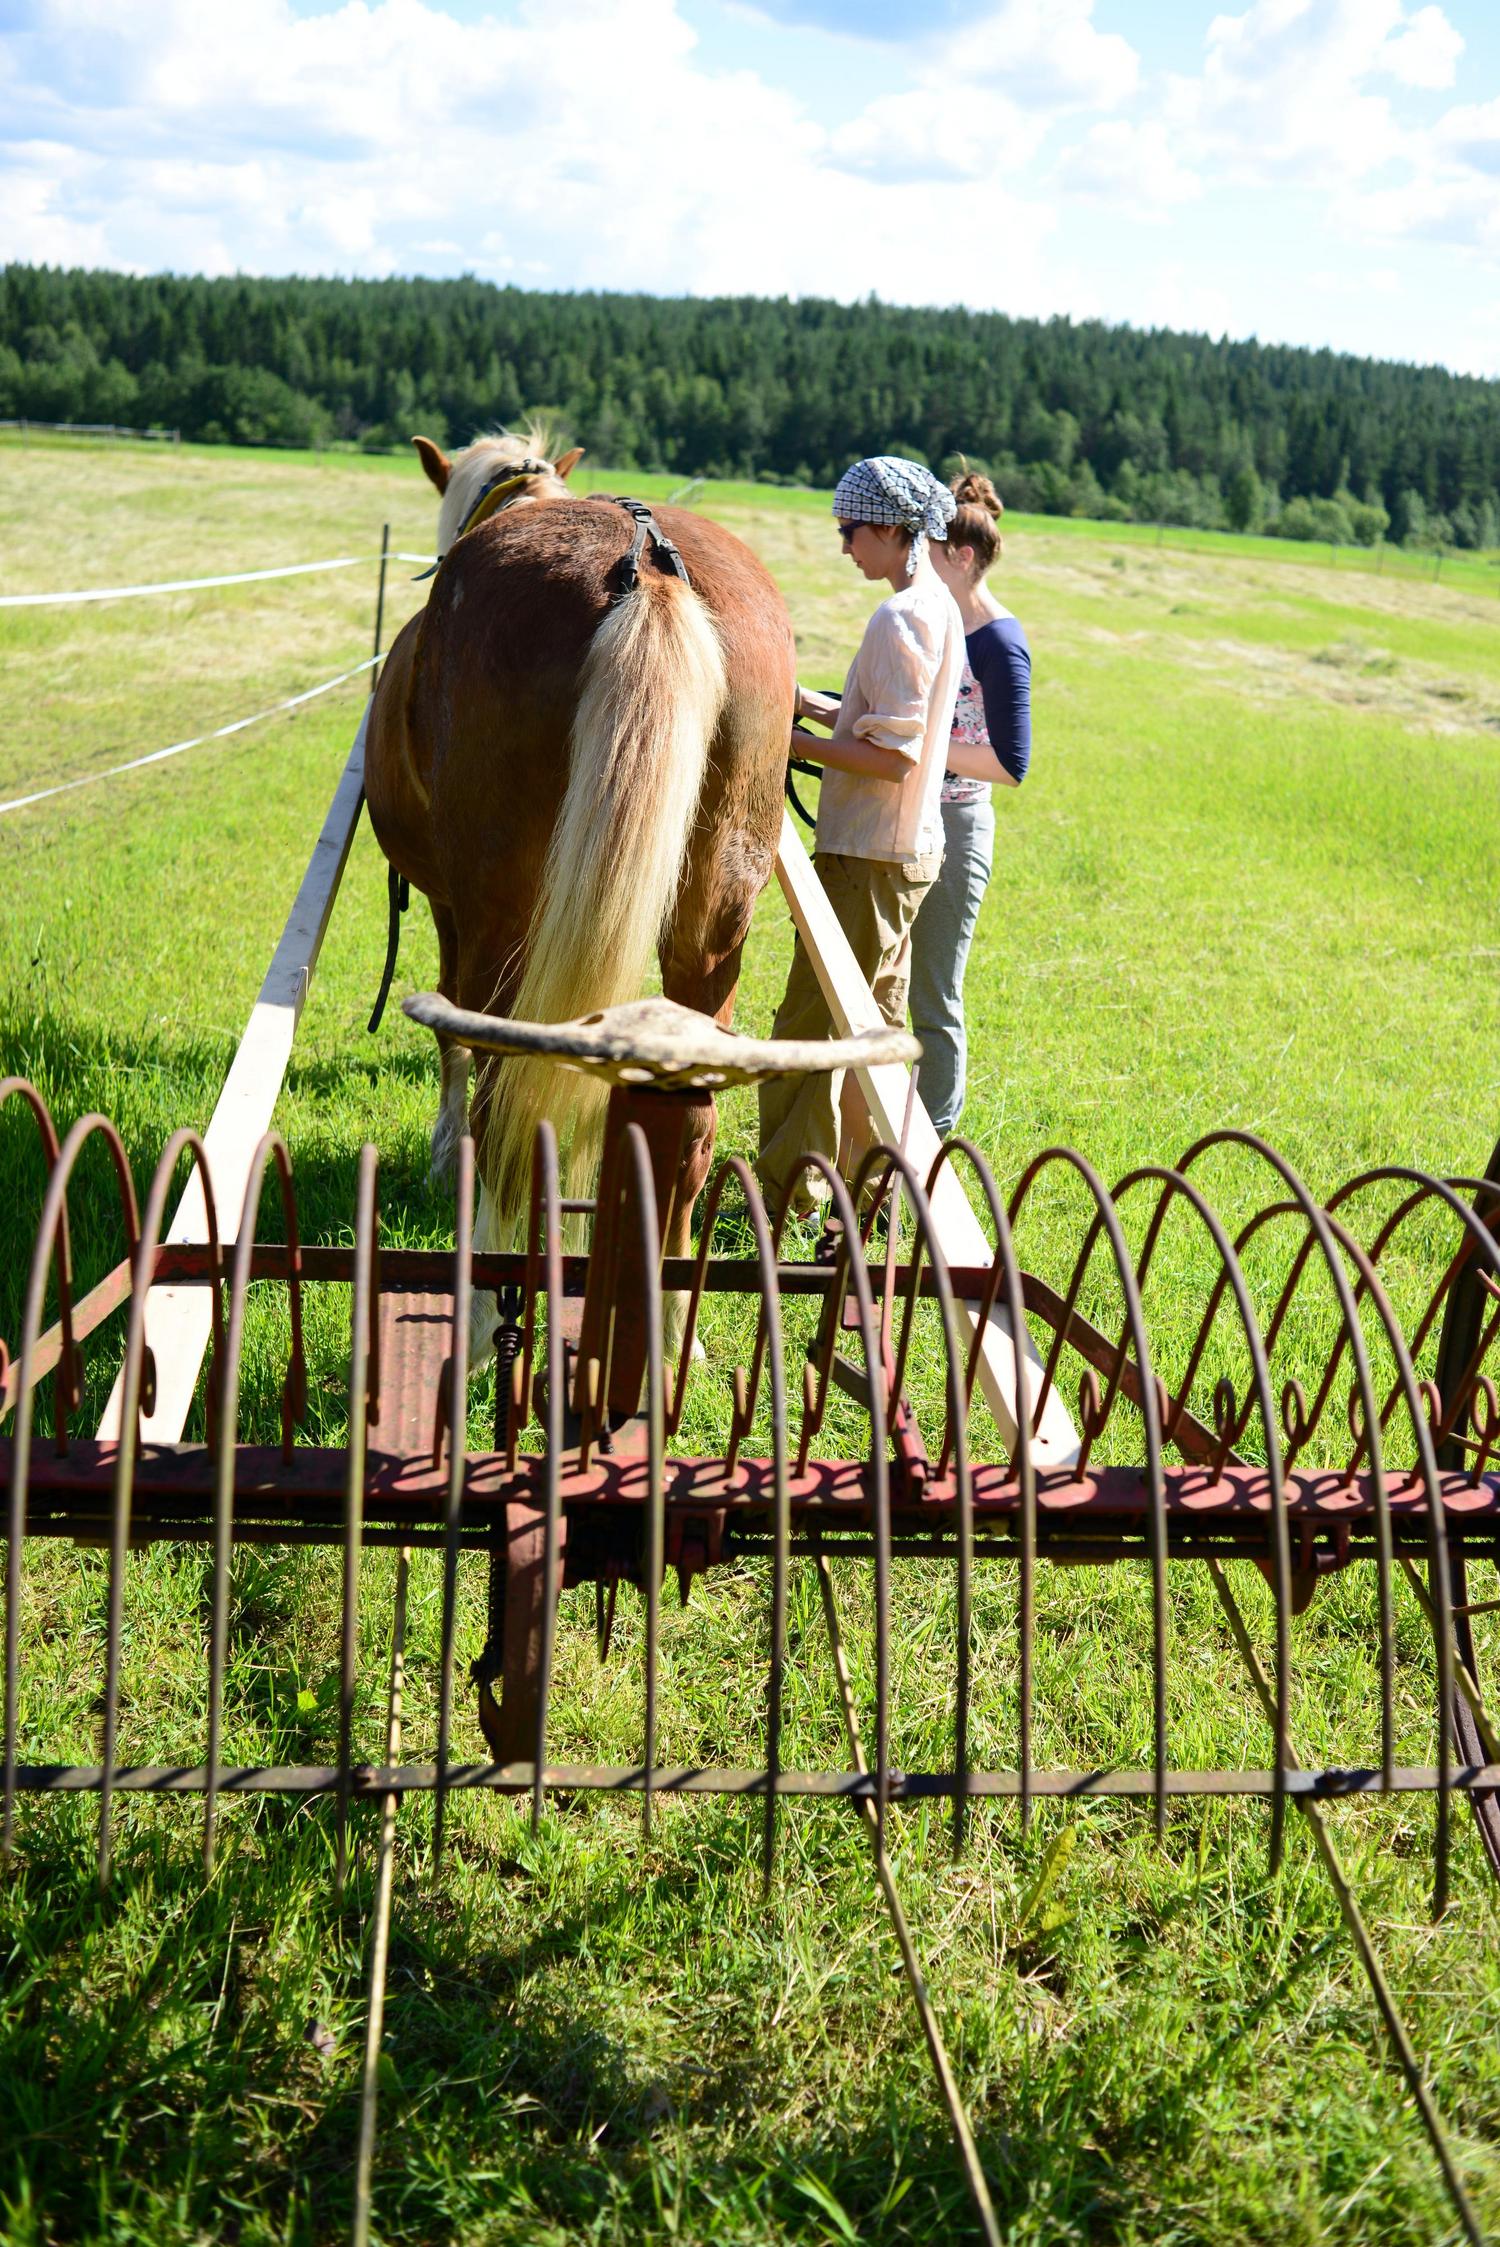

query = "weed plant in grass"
0;438;1497;2245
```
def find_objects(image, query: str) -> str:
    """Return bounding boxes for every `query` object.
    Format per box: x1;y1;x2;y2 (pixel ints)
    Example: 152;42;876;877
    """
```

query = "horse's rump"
406;497;794;1220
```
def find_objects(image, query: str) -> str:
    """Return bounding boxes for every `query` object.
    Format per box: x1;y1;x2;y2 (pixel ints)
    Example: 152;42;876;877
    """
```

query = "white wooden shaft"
773;811;1079;1467
97;704;372;1442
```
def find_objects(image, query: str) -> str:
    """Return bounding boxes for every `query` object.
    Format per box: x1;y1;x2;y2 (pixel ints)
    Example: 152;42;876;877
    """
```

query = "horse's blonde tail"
483;575;726;1225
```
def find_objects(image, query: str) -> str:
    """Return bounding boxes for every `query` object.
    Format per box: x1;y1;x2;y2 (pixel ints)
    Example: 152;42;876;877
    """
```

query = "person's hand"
795;686;840;726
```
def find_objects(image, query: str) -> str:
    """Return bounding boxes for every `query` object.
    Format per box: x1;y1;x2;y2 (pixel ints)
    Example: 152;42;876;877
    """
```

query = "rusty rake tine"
434;1133;474;1871
665;1148;731;1438
1112;1163;1293;1869
622;1125;665;1842
6;1109;135;1862
338;1144;379;1900
704;1153;786;1883
352;1541;408;2247
854;1141;975;1855
103;1121;198;1892
1227;1195;1396;1781
933;1138;1039;1829
1327;1163;1500;1453
1320;1204;1459;1915
532;1123;563;1835
206;1132;290;1874
0;1082;66;1436
723;1160;788;1892
796;1155;891;1840
1205;1557;1483;2247
813;1547;1000;2247
2;1088;65;1860
1181;1131;1400;1803
1010;1147;1169;1834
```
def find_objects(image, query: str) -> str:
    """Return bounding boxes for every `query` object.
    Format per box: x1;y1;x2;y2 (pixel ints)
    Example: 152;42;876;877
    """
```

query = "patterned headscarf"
832;455;956;577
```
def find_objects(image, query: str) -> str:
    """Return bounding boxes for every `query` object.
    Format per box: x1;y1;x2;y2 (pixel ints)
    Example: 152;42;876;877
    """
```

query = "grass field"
0;433;1498;2247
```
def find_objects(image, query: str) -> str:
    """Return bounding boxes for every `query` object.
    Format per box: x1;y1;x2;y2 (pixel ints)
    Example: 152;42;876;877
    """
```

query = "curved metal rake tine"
0;1081;64;1861
697;1156;789;1889
4;1114;139;1872
1315;1201;1462;1916
532;1123;564;1835
1324;1166;1500;1460
337;1145;380;1900
206;1132;295;1875
774;1154;890;1844
928;1136;1039;1830
433;1130;474;1870
1179;1131;1405;1810
620;1125;665;1842
105;1127;220;1889
0;1082;70;1442
1110;1163;1292;1871
852;1140;975;1857
1009;1147;1169;1837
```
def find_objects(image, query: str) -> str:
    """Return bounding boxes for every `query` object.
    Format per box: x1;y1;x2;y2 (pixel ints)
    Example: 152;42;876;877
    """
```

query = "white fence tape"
0;553;435;609
0;654;382;818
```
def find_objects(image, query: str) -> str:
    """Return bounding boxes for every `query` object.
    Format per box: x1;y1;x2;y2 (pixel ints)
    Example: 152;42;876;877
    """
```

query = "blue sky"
3;0;1498;373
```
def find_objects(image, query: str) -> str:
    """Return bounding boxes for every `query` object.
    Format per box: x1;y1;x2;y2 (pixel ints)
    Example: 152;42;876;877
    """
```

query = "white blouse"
814;575;964;865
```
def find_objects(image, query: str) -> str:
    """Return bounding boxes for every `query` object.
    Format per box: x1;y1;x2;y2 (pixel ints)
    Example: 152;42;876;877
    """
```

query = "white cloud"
951;0;1139;110
1436;96;1500;175
1167;0;1443;186
828;86;1047;182
1055;120;1201;212
1380;3;1463;89
0;0;1069;308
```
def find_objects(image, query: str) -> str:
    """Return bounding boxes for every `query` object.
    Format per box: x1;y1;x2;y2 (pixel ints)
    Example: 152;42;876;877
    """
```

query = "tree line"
4;263;1498;548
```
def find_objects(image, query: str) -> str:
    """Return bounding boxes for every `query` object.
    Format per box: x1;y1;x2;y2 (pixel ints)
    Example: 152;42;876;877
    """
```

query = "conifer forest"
4;263;1498;547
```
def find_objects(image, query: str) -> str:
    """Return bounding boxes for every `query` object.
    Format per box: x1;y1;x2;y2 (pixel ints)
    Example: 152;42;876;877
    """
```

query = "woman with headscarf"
757;455;963;1217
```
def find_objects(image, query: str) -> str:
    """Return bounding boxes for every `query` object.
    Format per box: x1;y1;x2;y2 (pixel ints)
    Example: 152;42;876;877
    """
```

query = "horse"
364;428;797;1361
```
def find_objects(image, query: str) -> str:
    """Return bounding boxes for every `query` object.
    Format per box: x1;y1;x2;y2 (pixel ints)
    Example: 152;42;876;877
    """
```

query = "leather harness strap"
599;494;690;598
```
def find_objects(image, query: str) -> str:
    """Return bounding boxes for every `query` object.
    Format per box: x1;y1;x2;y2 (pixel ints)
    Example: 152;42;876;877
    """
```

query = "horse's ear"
412;435;451;494
554;446;585;481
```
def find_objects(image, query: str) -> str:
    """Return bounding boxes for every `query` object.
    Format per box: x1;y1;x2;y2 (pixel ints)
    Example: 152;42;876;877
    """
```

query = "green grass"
1;436;1498;2247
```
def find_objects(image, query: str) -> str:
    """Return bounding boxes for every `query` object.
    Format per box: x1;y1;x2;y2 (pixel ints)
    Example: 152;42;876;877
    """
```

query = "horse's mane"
437;425;570;553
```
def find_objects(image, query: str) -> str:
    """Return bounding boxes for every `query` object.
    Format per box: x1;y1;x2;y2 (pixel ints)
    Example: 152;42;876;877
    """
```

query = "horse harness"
369;485;693;1031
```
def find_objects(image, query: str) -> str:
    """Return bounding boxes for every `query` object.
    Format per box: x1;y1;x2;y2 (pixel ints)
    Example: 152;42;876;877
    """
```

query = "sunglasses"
837;521;859;545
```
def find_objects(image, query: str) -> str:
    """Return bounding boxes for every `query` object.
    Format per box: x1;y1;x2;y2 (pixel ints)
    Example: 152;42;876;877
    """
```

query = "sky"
2;0;1499;374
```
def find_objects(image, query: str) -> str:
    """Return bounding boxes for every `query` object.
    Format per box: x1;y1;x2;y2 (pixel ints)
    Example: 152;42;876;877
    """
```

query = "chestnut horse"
364;430;796;1358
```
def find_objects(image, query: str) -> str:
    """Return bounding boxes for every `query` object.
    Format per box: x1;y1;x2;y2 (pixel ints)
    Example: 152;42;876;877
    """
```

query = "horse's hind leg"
428;902;472;1188
658;925;752;1362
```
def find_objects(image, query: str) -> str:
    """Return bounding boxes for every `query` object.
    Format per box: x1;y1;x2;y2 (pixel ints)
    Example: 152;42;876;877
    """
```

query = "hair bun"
950;469;1002;519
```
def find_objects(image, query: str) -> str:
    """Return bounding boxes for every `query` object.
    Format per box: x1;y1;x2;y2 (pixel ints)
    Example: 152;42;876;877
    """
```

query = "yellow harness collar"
457;460;556;537
413;458;558;579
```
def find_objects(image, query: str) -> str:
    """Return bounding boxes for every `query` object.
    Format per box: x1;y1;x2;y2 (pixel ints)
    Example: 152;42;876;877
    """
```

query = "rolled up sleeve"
848;601;943;760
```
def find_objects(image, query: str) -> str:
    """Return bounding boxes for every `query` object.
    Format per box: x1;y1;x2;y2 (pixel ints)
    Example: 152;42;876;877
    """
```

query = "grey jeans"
909;791;995;1137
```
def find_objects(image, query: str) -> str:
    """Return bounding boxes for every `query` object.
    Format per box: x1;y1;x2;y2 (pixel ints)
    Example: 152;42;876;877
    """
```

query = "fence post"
371;523;391;685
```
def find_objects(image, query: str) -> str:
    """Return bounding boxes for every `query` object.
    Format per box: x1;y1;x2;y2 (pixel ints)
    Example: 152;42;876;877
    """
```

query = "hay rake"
2;998;1498;2246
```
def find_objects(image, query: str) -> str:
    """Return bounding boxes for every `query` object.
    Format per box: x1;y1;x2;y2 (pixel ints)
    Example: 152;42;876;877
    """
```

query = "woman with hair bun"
910;468;1032;1137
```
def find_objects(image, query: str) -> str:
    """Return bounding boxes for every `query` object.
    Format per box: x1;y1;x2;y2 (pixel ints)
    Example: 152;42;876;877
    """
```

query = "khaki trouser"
757;848;939;1216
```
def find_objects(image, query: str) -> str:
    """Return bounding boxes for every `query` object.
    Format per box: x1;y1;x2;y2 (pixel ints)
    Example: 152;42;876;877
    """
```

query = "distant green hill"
3;263;1497;547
